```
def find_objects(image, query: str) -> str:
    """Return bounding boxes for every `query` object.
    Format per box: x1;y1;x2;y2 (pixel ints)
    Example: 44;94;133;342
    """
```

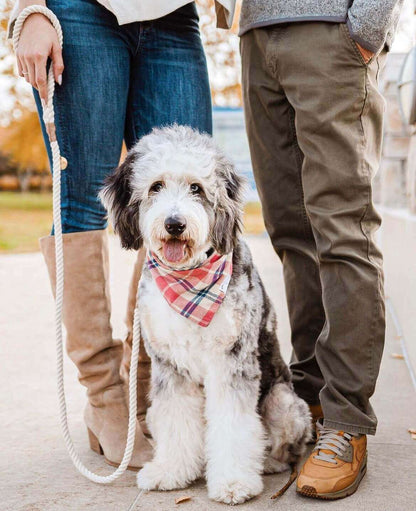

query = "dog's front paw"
137;462;191;491
208;475;263;505
137;462;163;491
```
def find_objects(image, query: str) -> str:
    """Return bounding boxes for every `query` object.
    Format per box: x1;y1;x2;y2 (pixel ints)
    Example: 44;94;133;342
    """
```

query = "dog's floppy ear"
211;156;245;254
99;152;143;250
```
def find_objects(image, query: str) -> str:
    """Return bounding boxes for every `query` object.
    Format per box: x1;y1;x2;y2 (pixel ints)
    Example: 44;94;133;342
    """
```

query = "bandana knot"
146;250;233;327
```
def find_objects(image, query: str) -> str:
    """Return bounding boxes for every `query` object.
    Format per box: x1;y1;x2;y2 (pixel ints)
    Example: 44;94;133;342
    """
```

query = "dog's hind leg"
137;360;205;491
205;364;265;505
262;382;312;474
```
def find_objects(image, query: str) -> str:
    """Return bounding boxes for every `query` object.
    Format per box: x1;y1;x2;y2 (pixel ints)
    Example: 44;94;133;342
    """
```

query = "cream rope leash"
13;5;141;484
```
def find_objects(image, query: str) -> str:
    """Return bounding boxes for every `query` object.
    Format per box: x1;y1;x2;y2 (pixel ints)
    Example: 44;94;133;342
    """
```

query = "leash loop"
13;5;140;484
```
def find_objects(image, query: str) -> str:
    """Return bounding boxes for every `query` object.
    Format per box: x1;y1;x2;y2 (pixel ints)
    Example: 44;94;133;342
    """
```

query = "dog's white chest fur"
139;275;240;383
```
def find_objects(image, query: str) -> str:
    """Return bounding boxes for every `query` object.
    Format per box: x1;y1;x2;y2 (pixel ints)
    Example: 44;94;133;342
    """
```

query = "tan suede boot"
121;248;152;436
297;421;367;499
40;231;153;470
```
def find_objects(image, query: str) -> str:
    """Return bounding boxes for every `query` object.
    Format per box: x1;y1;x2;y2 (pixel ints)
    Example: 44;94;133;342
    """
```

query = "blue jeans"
35;0;212;233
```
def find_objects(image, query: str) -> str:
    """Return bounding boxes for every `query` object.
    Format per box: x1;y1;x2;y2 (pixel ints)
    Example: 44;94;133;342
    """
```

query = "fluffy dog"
100;125;311;505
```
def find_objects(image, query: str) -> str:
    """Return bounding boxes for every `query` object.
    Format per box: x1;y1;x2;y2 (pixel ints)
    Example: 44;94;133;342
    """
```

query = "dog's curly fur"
100;125;311;505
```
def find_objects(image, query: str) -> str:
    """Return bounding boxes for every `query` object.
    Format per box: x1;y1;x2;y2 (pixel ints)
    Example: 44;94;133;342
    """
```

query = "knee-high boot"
40;230;153;469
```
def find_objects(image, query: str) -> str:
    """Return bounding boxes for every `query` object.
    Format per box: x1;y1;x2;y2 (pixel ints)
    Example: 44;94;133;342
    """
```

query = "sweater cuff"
346;16;385;55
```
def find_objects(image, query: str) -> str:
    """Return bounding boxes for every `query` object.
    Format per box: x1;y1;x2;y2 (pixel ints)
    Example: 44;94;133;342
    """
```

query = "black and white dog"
100;126;311;505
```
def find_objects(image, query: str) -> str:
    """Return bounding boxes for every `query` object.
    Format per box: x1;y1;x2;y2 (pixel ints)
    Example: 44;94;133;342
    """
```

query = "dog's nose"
164;216;186;236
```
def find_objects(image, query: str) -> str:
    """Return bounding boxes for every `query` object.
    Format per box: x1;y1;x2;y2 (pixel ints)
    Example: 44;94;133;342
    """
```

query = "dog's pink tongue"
163;239;186;263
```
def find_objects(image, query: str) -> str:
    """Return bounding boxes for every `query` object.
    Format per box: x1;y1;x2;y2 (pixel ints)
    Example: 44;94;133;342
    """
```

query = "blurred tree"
197;0;242;106
0;0;48;190
0;1;34;125
1;109;49;190
0;145;19;190
0;147;15;174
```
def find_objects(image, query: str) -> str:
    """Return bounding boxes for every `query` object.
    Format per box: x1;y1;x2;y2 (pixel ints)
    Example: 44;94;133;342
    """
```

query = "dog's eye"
150;181;163;194
190;183;202;195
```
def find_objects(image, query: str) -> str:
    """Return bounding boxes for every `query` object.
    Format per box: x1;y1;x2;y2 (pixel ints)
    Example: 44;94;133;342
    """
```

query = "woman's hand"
16;12;64;103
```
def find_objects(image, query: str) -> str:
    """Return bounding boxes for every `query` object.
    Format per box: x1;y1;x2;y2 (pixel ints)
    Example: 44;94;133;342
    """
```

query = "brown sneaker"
296;421;367;500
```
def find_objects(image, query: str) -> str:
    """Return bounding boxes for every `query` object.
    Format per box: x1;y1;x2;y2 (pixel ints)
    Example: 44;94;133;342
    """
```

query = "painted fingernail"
57;74;62;85
41;99;46;109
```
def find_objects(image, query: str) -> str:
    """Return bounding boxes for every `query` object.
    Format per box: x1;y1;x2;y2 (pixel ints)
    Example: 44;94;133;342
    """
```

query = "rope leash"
13;5;141;484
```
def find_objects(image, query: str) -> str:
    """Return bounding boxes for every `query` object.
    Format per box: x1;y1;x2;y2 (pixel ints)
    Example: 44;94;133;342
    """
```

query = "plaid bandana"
146;249;233;327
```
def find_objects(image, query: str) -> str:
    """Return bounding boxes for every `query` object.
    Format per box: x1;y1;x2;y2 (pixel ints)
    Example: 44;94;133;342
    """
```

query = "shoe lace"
313;422;357;464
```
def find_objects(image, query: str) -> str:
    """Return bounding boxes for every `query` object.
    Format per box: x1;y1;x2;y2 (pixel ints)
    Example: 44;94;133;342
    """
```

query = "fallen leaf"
391;353;404;359
175;496;192;505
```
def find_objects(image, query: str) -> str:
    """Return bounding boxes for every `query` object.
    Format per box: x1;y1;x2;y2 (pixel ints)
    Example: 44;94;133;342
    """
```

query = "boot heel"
87;428;104;455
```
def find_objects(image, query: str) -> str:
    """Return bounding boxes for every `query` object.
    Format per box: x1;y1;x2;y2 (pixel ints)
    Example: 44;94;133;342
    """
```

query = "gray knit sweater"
239;0;404;54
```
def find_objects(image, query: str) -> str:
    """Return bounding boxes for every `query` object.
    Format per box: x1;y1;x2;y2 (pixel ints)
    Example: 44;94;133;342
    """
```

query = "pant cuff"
323;419;377;436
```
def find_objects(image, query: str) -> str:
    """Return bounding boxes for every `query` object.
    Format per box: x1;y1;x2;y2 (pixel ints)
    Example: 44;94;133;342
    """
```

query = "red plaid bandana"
146;250;233;327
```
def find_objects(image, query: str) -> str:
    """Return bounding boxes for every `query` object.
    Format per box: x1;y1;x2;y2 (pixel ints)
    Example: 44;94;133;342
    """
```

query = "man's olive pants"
241;22;386;435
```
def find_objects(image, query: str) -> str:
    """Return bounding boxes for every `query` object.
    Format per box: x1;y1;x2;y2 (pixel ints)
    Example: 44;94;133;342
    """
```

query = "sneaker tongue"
163;239;186;263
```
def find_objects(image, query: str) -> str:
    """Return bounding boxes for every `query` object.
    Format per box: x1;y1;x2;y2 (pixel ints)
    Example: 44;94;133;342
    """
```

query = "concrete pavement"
1;235;415;511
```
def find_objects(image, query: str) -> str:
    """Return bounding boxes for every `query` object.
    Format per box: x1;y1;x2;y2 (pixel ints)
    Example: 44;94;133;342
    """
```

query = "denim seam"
134;22;143;56
54;92;71;232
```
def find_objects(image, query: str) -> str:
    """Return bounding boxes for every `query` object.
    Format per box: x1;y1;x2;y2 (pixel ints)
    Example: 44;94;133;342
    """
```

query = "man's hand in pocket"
356;42;374;63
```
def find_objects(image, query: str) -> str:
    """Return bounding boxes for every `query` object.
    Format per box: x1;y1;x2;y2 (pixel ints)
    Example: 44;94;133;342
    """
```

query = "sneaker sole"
296;452;367;500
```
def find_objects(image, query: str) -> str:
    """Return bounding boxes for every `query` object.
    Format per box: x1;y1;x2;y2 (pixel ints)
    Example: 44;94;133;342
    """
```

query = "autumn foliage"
198;0;242;106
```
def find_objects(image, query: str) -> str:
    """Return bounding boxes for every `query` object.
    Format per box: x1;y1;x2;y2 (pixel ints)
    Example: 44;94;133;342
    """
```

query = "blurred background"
1;0;416;373
1;3;416;509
